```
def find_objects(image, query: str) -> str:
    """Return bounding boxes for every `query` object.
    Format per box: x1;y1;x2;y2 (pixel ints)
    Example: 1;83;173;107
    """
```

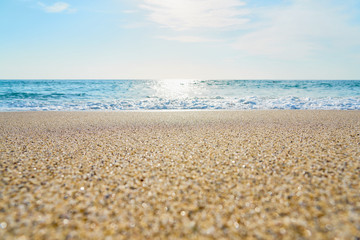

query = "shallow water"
0;80;359;111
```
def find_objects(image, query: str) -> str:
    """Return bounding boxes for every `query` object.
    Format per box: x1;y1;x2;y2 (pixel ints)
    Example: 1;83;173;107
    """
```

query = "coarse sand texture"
0;111;359;239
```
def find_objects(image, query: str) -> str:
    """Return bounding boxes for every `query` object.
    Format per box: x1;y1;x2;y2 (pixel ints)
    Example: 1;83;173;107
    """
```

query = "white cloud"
38;1;75;13
137;0;360;60
157;35;221;43
233;0;360;59
140;0;250;30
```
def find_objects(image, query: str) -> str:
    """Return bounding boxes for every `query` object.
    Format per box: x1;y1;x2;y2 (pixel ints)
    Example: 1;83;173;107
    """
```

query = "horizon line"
1;79;360;81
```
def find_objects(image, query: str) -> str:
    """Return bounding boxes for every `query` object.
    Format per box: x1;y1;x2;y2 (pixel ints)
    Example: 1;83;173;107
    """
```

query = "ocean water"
0;80;359;111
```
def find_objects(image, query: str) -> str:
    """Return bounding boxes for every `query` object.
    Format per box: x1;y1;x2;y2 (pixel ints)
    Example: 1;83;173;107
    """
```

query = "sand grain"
0;111;359;239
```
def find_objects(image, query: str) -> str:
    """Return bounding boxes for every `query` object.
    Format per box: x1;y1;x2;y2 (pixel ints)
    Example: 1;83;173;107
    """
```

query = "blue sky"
0;0;360;79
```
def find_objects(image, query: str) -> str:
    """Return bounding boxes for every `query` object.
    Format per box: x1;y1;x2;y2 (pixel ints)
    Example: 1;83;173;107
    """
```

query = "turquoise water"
0;80;359;111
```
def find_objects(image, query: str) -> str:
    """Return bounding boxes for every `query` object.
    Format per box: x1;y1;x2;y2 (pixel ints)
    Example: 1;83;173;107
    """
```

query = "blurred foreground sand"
0;111;359;239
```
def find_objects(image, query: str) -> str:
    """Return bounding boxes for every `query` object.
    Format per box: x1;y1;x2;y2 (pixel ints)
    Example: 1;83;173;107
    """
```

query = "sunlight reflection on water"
151;79;203;99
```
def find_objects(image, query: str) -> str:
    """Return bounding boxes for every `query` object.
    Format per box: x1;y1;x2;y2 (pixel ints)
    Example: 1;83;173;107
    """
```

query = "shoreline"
1;110;359;239
1;108;360;112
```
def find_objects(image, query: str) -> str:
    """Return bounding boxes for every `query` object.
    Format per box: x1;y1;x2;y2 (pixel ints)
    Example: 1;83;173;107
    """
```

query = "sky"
0;0;360;80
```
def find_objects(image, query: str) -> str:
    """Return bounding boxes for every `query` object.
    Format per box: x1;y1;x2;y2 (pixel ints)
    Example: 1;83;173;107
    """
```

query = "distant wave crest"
1;96;359;111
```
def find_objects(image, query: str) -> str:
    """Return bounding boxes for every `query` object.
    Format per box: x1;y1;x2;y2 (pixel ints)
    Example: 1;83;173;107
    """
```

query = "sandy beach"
0;110;359;239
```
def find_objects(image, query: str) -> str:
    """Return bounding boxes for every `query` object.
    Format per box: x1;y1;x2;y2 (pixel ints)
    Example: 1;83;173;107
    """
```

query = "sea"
0;80;359;111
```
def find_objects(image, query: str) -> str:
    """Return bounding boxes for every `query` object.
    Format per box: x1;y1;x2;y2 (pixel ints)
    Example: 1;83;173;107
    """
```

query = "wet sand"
0;111;359;239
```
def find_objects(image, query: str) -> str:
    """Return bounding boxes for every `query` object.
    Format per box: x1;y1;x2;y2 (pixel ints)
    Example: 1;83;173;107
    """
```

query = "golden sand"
0;111;359;239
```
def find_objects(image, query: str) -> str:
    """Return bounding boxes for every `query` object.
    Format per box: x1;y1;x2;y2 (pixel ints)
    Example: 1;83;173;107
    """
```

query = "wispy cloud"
38;1;75;13
137;0;360;60
234;0;360;59
140;0;250;31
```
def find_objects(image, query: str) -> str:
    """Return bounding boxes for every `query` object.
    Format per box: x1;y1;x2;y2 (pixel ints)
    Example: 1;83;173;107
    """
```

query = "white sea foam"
2;96;359;111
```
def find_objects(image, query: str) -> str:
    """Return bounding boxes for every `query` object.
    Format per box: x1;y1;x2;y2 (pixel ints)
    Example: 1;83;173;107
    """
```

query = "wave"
1;96;359;111
0;92;87;100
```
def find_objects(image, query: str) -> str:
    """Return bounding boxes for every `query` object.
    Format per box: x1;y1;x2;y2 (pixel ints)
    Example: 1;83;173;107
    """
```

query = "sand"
0;110;359;239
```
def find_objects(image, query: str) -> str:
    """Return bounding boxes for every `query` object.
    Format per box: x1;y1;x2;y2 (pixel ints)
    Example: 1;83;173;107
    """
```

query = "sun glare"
154;79;194;98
